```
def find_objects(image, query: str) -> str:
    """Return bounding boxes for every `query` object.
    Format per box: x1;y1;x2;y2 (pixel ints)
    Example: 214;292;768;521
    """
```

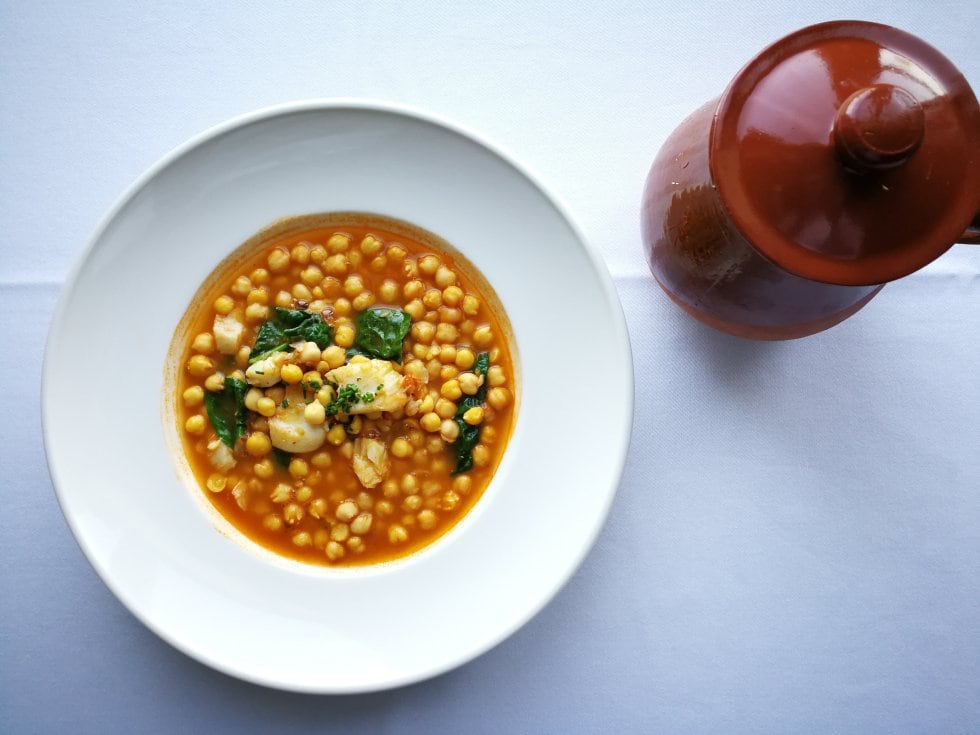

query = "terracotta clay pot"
641;21;980;340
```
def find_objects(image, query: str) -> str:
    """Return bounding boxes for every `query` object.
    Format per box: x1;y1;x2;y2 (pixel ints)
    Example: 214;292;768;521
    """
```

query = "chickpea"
212;295;235;315
455;348;475;370
291;243;311;264
472;445;490;468
377;279;399;302
404;299;425;320
439;365;459;382
250;267;270;285
292;531;312;547
288;458;309;479
323;254;348;276
411;321;435;344
291;283;313;302
420;412;441;432
182;386;204;407
434;266;456;288
246;288;269;306
403;280;425;299
452;475;472;494
418;509;438;530
360;235;383;256
462;294;480;316
331;523;350;542
435;398;457;420
473;324;493;347
347;250;363;268
460;319;475;336
351;513;373;535
391;438;413;458
334;324;355;348
191;332;215;354
418;255;440;276
440;380;462;401
463;406;484;425
457;371;480;395
439;307;463;324
242;302;267;323
387;244;407;261
297;341;321;366
263;514;283;532
343;275;364;298
325;541;345;560
333;297;351;317
336;500;359;522
310;451;332;469
440;419;460;442
256;397;277;417
422;289;442;310
254;459;275;479
274;290;292;308
267;248;290;272
440;490;461;511
438;345;457;365
187;355;214;377
184;415;206;435
411;343;428;360
487;365;506;387
300;265;323;287
304;400;326;425
352;291;375;311
310;245;327;264
246;432;271;457
308;497;328;518
327;233;350;253
487;387;511;410
283;503;304;525
229;275;252;297
280;364;303;384
436;322;459;344
388;525;409;544
235;345;252;369
327;424;347;446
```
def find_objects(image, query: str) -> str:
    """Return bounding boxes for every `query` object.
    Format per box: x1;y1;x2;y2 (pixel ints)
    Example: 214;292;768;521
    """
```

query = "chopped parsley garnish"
326;384;375;415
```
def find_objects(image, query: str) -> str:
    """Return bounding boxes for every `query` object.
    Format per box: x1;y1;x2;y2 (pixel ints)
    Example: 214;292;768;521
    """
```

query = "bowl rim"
41;97;634;692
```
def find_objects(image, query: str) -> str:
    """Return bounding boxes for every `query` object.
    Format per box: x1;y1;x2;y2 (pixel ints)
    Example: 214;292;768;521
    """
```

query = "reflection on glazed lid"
710;20;980;286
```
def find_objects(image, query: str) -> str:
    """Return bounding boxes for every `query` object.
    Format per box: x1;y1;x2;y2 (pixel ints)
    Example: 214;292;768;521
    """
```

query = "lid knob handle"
833;84;925;173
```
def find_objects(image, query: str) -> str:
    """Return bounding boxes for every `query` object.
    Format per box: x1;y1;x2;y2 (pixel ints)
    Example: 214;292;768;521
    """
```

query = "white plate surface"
43;100;633;693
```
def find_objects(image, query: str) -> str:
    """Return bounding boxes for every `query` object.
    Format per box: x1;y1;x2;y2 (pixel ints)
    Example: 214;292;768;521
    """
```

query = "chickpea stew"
171;213;516;566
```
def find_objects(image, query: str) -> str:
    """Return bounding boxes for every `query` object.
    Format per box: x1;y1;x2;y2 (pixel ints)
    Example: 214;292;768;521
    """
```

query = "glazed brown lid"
710;21;980;286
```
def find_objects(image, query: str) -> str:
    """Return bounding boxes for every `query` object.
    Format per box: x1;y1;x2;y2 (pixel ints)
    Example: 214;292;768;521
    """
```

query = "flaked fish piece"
207;437;237;471
325;358;410;414
352;436;389;488
245;350;290;387
269;386;326;453
213;314;244;355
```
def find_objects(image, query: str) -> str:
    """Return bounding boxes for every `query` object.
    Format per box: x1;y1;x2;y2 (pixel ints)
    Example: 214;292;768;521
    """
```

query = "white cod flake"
213;314;244;355
325;359;409;414
245;350;290;387
206;437;237;472
352;437;390;488
269;386;326;453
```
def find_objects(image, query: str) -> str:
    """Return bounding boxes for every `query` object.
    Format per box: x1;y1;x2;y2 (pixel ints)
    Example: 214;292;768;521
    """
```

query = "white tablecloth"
2;2;978;732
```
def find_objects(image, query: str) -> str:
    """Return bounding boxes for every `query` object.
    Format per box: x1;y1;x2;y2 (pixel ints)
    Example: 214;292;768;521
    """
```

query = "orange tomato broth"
172;213;516;566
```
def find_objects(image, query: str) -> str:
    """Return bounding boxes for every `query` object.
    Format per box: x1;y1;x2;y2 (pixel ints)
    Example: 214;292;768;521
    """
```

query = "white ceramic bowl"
43;100;633;693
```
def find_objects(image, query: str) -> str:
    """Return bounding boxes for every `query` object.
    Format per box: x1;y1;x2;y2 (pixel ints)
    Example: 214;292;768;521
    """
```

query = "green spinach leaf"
271;447;292;469
354;308;411;362
204;377;248;448
250;308;332;363
451;352;491;474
